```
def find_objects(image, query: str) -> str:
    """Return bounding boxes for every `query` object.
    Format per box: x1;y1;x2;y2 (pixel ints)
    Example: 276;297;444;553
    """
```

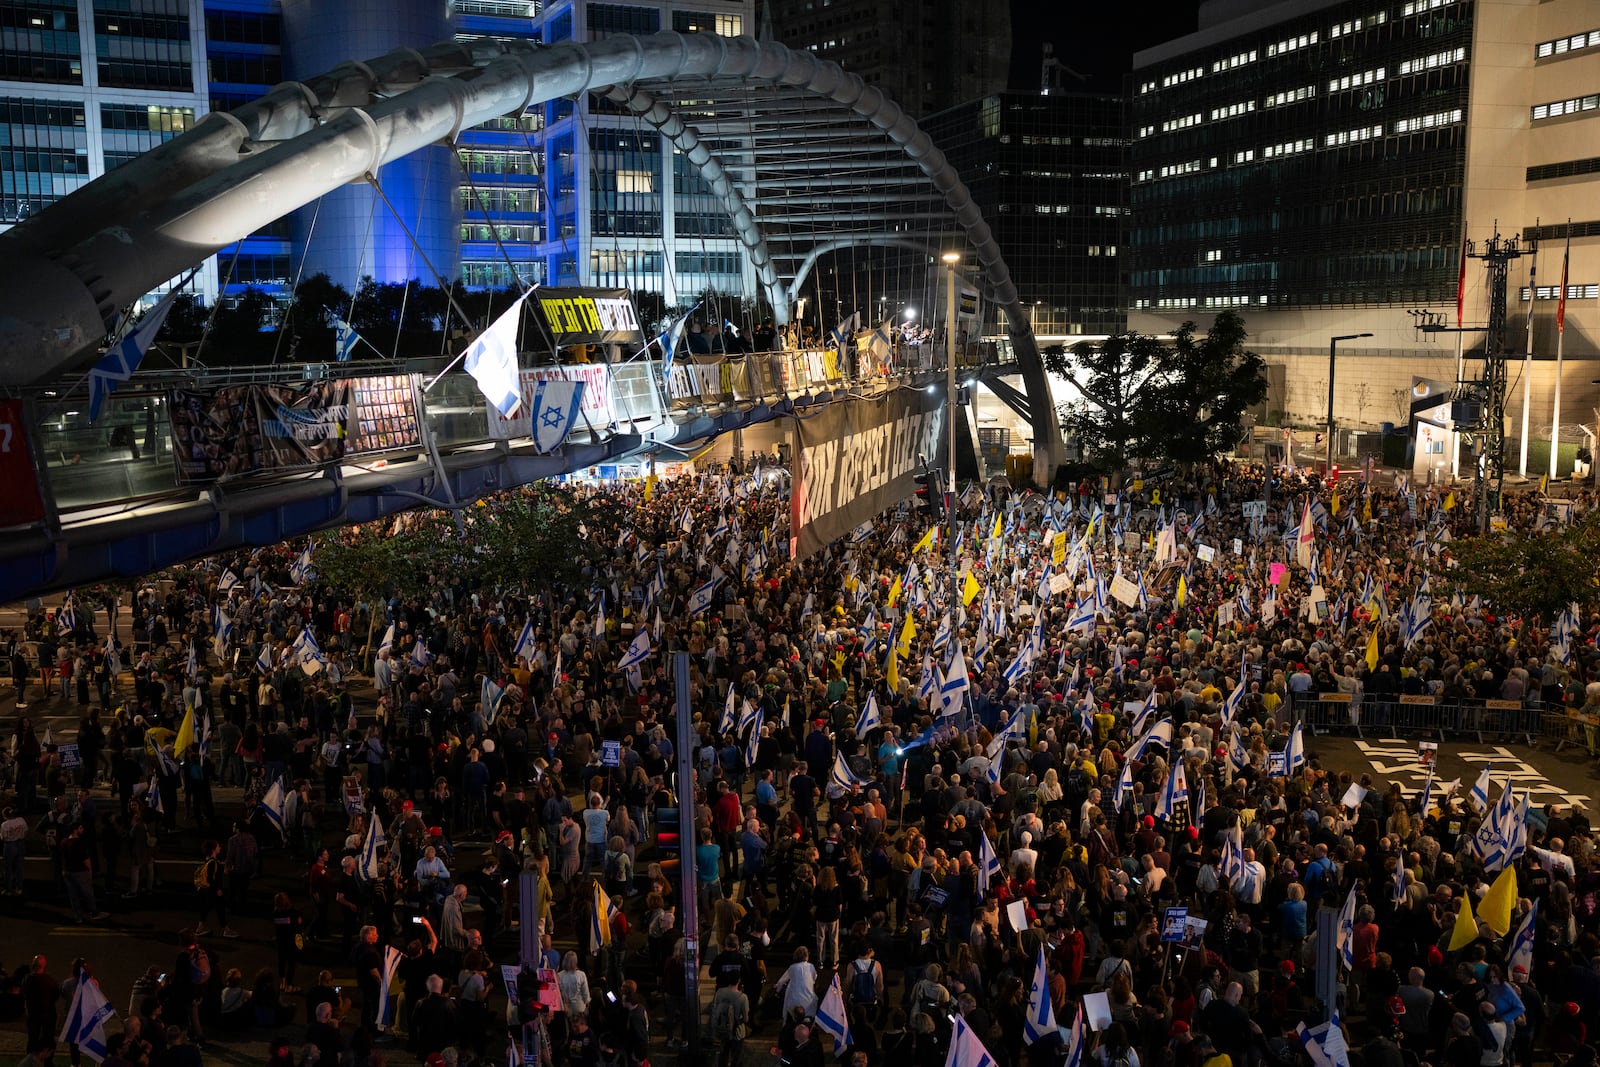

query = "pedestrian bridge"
0;30;1060;601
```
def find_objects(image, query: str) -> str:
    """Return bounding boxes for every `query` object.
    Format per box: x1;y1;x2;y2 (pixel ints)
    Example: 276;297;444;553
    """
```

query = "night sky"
1009;1;1203;93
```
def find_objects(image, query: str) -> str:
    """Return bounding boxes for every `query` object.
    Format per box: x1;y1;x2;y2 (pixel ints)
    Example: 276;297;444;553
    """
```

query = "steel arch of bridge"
0;30;1062;472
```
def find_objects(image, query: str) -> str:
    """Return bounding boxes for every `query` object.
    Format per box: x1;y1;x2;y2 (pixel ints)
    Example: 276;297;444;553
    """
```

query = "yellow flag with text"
897;614;916;657
913;526;937;553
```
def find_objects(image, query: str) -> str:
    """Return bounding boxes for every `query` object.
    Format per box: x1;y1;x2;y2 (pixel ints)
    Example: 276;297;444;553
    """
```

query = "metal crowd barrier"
1292;691;1542;745
1542;710;1600;755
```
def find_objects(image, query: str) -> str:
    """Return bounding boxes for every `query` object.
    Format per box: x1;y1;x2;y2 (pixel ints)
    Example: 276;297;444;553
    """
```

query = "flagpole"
1452;221;1468;480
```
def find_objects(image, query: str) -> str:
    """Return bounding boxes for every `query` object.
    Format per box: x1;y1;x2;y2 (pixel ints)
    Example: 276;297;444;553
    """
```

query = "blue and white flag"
1469;763;1492;814
89;286;182;423
529;378;586;453
462;288;534;418
260;776;286;838
1126;718;1173;763
939;645;970;716
481;676;506;725
333;316;364;363
1062;1002;1085;1067
829;751;861;795
256;643;274;674
618;629;651;671
856;691;882;736
290;546;315;586
292;629;327;675
512;618;536;662
1286;721;1305;774
1155;761;1187;821
212;607;232;659
1131;691;1158;736
358;811;387;880
977;830;1002;895
1507;901;1537;976
58;975;116;1061
815;974;852;1055
652;301;700;384
218;567;241;593
688;578;718;616
1335;886;1357;970
375;945;404;1030
946;1013;1000;1067
744;709;763;767
378;623;395;655
409;638;433;670
1219;824;1245;885
1296;1012;1351;1067
145;776;165;816
1024;946;1057;1045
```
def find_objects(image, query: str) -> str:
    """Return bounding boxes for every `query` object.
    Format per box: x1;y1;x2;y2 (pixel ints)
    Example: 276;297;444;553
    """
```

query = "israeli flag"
481;676;506;725
1469;764;1492;814
409;639;431;670
1507;901;1537;976
932;612;952;653
462;288;533;418
358;812;387;880
918;653;939;701
1024;946;1057;1044
688;578;718;616
378;623;396;655
815;974;852;1054
256;643;274;674
618;629;651;671
939;645;969;716
375;945;404;1030
977;830;1002;895
1335;887;1357;970
1227;725;1250;772
1067;596;1096;633
145;776;165;816
1127;718;1173;762
1154;761;1187;821
1286;721;1305;774
1296;1012;1352;1067
58;974;116;1061
290;546;315;586
1001;644;1033;687
333;316;363;363
856;691;882;736
744;709;763;767
1219;825;1245;884
1131;691;1158;736
218;568;241;593
89;286;181;422
947;1014;1000;1067
1062;1002;1085;1067
718;685;738;736
529;378;585;453
829;752;860;794
260;776;287;838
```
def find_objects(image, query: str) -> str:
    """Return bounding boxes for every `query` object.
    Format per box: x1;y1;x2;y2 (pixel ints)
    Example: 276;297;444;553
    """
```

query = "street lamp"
942;251;961;638
1327;333;1373;476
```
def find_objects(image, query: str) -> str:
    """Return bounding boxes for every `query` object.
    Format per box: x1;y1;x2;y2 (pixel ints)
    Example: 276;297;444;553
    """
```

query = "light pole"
1327;333;1372;476
942;251;961;622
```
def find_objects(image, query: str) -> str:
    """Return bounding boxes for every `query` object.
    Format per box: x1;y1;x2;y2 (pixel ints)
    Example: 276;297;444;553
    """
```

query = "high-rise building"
1129;0;1597;461
1;0;216;292
922;91;1128;340
765;0;1010;120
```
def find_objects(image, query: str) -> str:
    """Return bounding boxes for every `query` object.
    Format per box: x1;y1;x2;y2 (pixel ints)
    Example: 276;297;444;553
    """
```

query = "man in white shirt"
1232;847;1268;908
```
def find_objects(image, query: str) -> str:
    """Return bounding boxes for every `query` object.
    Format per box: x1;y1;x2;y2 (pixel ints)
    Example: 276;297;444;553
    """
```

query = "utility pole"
942;252;962;629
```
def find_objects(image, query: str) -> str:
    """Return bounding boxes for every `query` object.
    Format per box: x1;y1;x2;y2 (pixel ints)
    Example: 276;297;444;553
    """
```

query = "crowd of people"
0;457;1598;1067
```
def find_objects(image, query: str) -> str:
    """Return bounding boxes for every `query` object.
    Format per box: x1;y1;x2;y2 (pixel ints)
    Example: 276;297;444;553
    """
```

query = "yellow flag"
991;511;1003;539
594;883;613;946
913;526;937;553
1448;893;1478;950
1478;866;1517;936
962;571;981;606
897;615;916;657
1176;575;1187;607
888;576;903;607
1540;473;1548;493
1362;496;1372;522
1330;489;1340;516
174;707;196;756
886;649;900;692
1365;627;1380;672
1444;490;1456;510
644;474;656;502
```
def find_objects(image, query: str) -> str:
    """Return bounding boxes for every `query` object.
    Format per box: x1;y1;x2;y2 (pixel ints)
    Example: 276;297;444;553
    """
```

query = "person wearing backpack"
193;839;237;939
847;946;883;1024
710;975;750;1067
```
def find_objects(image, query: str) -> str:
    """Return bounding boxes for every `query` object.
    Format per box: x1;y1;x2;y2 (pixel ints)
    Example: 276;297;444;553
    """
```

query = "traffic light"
915;469;944;519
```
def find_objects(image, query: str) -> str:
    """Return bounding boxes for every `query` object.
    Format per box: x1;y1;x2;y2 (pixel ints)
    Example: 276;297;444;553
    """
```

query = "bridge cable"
270;194;324;366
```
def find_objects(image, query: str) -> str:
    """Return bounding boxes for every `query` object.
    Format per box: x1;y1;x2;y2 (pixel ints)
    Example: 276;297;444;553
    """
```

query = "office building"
1129;0;1597;464
766;0;1010;121
1;0;217;293
923;91;1128;340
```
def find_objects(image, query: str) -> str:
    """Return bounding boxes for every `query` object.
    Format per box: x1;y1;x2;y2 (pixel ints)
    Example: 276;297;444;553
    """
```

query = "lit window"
616;169;653;193
1394;108;1463;133
1530;94;1600;122
1398;48;1465;75
1535;29;1600;59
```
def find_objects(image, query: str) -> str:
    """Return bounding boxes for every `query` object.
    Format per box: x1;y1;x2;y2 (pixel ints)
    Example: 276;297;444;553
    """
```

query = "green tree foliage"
1043;310;1268;467
1445;512;1600;621
464;485;601;592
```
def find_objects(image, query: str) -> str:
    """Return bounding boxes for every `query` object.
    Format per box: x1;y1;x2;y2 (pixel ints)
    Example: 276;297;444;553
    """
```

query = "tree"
1445;512;1600;621
464;486;601;593
1043;310;1267;466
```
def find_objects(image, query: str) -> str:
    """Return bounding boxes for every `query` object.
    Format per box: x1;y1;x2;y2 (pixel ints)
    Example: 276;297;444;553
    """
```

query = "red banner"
0;400;46;527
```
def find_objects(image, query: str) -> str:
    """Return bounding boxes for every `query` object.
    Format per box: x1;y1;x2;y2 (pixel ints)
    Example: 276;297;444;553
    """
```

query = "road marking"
1352;740;1591;806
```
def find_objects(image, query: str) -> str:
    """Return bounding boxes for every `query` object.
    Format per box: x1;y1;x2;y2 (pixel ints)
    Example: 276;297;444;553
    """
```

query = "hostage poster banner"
789;387;945;560
170;380;355;483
